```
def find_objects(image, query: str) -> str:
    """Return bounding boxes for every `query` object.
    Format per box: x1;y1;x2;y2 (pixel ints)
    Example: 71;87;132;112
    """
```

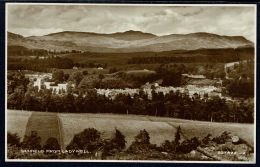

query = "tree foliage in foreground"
110;128;127;151
7;132;21;147
21;131;42;150
44;137;61;151
66;128;103;153
7;128;253;161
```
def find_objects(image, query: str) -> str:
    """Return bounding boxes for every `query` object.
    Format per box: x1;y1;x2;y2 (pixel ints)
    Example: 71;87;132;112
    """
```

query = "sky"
7;4;256;41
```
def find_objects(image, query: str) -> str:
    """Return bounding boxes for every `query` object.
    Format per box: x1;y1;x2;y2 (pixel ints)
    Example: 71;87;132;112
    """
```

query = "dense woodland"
8;46;254;71
127;47;254;64
8;56;75;71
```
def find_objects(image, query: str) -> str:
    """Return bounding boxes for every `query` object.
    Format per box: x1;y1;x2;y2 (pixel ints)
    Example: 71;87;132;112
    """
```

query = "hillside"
62;47;254;65
7;110;254;150
7;31;254;53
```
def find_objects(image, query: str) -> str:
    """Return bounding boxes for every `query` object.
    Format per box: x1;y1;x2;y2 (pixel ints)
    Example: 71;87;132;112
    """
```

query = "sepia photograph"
5;3;256;163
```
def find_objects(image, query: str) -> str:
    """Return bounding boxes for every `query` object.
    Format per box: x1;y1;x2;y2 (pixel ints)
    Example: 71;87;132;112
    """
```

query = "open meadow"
7;110;32;141
147;116;254;146
61;68;109;75
58;113;175;149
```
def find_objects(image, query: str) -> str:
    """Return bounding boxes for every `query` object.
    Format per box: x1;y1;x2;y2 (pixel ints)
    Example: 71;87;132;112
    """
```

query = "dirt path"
24;112;62;149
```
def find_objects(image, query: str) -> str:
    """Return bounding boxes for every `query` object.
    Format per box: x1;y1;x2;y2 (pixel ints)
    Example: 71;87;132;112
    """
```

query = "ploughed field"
7;110;254;150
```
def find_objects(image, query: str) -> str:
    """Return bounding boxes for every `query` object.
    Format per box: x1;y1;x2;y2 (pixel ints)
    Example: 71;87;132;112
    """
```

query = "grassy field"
58;113;175;149
7;110;32;141
7;110;254;150
125;70;156;77
61;68;109;75
147;116;254;146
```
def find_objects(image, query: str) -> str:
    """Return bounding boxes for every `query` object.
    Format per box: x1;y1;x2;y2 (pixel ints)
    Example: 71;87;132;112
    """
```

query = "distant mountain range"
8;30;254;53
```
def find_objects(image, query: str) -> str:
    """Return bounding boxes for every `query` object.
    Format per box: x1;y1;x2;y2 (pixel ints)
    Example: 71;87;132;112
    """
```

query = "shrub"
103;128;127;156
212;131;231;144
176;137;200;154
160;140;177;153
134;129;150;144
174;126;181;145
160;125;182;153
7;132;21;147
127;129;152;154
66;128;103;154
44;137;61;151
202;134;212;145
110;128;126;151
21;131;42;150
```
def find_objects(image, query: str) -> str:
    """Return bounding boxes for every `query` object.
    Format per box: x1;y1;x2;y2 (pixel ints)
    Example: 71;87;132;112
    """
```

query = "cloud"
182;7;205;16
7;4;256;41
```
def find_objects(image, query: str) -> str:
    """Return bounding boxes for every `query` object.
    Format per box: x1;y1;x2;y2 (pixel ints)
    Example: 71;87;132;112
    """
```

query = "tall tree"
52;69;64;83
70;71;84;87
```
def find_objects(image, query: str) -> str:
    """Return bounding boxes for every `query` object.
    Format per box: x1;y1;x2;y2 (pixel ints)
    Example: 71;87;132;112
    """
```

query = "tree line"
8;45;48;57
8;56;75;71
128;54;243;64
8;56;110;72
127;47;254;64
7;84;254;123
7;68;254;123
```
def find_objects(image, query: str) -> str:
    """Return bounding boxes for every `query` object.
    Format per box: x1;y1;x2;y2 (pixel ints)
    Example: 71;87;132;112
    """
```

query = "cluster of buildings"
33;78;68;93
27;72;223;100
25;73;52;80
95;84;222;100
25;73;69;94
182;74;206;79
96;88;139;99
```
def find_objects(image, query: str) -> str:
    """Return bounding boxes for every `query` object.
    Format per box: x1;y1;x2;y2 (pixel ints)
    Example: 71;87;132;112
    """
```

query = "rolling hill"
7;110;254;150
7;31;254;53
